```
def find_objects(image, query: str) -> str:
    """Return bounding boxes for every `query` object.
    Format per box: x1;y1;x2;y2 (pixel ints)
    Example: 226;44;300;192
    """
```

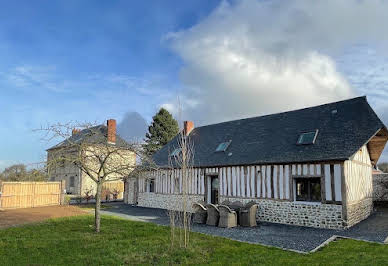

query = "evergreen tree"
144;108;179;155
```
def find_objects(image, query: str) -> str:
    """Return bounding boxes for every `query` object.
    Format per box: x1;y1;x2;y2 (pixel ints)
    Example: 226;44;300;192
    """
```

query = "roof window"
297;130;318;145
215;141;231;152
170;148;181;156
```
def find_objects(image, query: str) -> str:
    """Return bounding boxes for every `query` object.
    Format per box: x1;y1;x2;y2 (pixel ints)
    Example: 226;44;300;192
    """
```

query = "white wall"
137;162;344;203
344;145;373;204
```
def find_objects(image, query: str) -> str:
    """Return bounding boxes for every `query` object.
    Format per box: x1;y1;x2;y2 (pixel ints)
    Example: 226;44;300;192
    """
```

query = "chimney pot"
107;119;116;144
72;128;81;135
183;121;194;136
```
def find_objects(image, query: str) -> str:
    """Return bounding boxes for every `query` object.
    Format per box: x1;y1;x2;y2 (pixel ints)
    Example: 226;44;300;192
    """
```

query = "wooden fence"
0;181;65;209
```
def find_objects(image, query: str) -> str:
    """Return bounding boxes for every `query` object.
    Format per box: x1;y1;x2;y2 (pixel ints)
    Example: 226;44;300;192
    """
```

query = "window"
148;178;155;193
69;176;75;187
297;130;318;145
170;148;181;157
295;178;321;202
215;141;231;152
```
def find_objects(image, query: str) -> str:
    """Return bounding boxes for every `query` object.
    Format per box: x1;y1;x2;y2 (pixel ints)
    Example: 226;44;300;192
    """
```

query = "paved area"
0;206;88;229
101;203;388;252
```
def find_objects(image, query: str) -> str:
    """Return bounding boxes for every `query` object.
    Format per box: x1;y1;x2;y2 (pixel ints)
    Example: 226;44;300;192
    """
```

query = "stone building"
47;119;136;196
127;97;388;229
373;172;388;202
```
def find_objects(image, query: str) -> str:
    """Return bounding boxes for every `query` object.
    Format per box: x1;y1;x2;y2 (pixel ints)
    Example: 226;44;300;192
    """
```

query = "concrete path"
100;203;388;253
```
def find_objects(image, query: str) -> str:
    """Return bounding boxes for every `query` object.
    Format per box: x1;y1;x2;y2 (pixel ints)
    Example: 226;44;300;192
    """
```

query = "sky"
1;0;388;170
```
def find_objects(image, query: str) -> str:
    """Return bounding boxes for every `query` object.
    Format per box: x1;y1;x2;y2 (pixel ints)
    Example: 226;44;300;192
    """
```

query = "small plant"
83;188;94;203
63;195;71;205
112;189;120;200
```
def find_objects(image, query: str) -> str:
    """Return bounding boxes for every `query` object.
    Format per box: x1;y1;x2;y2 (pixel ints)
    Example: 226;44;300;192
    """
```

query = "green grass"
0;215;387;265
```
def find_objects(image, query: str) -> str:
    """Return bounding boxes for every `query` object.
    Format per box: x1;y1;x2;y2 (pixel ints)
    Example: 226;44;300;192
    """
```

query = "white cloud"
164;0;388;125
336;45;388;122
5;65;71;93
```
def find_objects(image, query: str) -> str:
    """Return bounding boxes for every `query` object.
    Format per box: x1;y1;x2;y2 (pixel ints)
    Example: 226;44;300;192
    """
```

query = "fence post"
60;180;66;205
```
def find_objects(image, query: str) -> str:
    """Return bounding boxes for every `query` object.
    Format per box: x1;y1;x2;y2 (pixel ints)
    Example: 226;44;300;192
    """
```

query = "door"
210;176;219;204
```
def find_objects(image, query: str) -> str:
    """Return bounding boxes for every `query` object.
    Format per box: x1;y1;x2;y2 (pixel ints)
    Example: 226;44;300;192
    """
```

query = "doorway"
206;175;219;204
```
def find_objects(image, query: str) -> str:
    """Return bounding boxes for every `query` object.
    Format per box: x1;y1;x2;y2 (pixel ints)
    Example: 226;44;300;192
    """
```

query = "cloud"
163;0;388;126
4;65;71;93
336;45;388;121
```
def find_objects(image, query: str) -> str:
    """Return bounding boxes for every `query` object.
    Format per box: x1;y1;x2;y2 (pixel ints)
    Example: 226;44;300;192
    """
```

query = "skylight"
170;148;181;156
297;130;318;145
215;141;231;152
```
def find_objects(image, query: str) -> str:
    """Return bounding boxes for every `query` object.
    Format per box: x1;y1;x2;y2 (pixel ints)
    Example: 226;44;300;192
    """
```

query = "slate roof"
153;96;386;168
47;125;130;151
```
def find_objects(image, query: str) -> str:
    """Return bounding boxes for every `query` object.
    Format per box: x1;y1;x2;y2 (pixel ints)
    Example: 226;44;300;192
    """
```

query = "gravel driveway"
100;203;388;253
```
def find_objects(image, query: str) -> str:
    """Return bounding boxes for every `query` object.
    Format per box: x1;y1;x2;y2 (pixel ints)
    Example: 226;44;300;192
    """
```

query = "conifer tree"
144;108;179;155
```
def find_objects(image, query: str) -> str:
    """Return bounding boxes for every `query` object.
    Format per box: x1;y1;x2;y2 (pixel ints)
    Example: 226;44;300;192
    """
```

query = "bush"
63;195;71;205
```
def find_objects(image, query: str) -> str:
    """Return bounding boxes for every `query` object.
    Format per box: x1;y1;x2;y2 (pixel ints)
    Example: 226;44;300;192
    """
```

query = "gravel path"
101;203;388;253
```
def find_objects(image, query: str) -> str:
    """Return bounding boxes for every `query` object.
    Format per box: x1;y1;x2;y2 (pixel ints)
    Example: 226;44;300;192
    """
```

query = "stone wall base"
220;196;344;229
134;194;375;229
137;193;204;213
345;197;373;228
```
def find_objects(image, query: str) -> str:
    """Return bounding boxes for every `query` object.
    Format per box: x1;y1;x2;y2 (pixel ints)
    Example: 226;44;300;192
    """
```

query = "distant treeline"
0;164;48;182
378;162;388;173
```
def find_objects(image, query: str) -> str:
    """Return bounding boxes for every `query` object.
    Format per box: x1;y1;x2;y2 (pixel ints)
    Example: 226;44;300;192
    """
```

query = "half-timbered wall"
137;163;343;203
344;145;372;203
136;162;349;229
138;168;206;195
343;145;373;227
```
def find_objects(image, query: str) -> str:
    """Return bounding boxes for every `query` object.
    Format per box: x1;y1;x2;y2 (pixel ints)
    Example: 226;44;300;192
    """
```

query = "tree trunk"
95;181;102;233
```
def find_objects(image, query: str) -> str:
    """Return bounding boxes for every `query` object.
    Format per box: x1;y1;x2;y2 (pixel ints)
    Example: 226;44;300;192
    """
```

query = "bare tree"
38;121;148;233
166;101;195;248
176;124;194;248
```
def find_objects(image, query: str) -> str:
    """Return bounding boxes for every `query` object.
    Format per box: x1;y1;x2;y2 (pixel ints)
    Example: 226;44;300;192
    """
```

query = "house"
47;119;136;197
127;96;388;229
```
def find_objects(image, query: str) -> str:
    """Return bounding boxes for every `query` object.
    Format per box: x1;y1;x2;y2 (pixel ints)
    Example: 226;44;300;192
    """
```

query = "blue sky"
1;0;388;169
0;0;220;168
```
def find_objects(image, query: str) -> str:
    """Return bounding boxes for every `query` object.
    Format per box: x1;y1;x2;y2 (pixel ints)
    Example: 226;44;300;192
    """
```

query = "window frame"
170;148;182;157
294;177;321;203
215;140;231;152
69;176;75;187
296;129;319;145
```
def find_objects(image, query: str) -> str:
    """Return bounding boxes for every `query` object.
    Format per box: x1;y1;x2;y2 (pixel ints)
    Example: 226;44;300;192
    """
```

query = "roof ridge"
192;96;366;131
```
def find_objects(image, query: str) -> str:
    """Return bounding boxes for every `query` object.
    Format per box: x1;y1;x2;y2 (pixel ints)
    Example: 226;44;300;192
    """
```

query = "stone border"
310;235;387;254
207;234;387;255
191;230;310;254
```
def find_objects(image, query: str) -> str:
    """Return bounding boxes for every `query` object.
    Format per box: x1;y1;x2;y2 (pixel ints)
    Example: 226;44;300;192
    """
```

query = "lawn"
0;215;387;265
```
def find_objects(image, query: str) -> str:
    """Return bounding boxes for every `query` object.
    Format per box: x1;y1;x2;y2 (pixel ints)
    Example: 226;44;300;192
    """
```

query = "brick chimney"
183;121;194;136
72;128;81;135
107;119;116;144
